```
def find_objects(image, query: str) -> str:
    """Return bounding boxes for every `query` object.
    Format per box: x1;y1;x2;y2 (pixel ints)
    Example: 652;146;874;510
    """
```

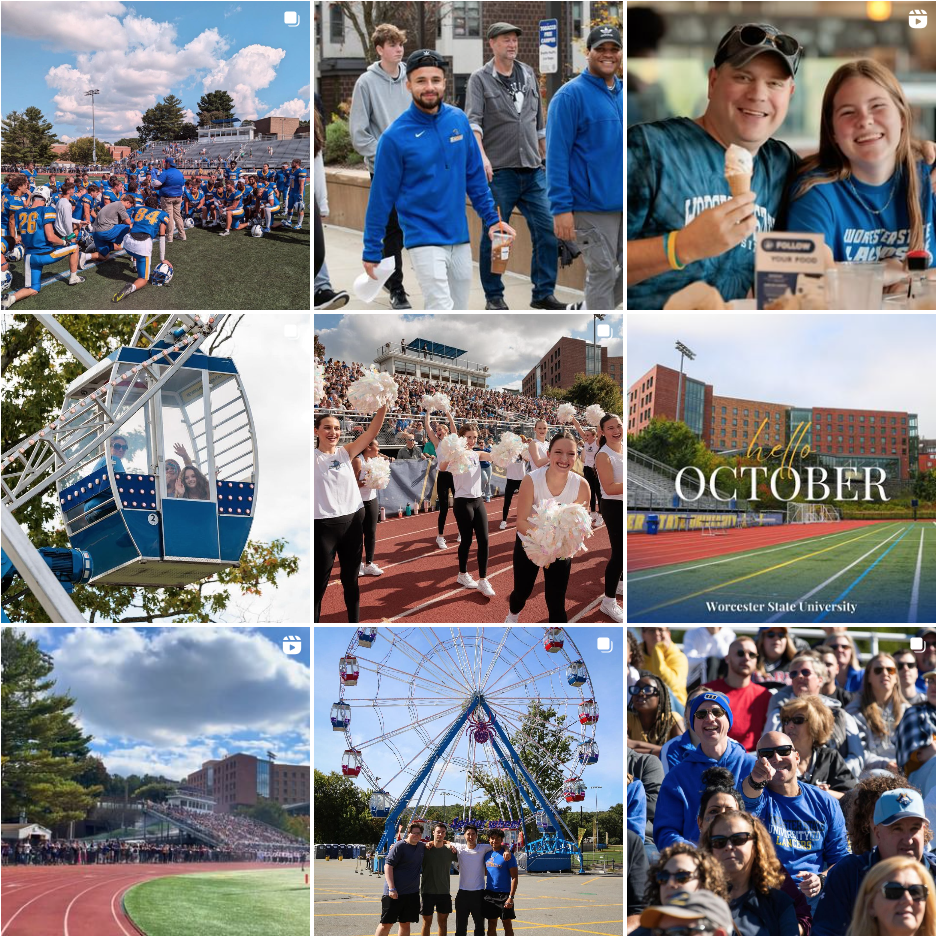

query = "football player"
112;194;169;302
1;186;84;309
75;184;99;226
258;162;275;187
217;181;244;236
183;178;203;224
21;162;37;192
286;158;306;230
260;178;285;233
79;192;133;270
275;162;290;212
2;173;30;257
224;160;241;187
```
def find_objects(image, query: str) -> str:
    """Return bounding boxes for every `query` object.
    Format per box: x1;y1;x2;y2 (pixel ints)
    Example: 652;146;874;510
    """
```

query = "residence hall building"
522;337;621;396
628;363;919;480
184;753;310;813
920;438;936;473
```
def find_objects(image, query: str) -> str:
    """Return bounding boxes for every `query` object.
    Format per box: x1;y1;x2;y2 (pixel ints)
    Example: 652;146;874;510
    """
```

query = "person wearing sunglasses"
703;637;772;753
699;810;798;936
654;692;757;852
661;686;722;776
846;653;908;780
777;696;857;800
913;629;937;696
752;627;809;686
825;634;865;693
636;887;735;937
92;434;129;473
847;853;935;937
741;730;849;915
892;650;925;705
629;671;685;758
894;670;936;778
812;787;935;937
814;643;856;707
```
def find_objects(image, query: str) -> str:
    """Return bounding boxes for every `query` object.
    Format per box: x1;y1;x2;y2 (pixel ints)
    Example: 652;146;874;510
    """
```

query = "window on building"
329;3;344;42
721;417;726;425
890;417;896;424
775;412;780;420
743;408;749;416
849;448;854;454
860;448;865;454
721;406;726;415
754;409;760;419
837;446;843;453
859;415;865;422
732;419;737;426
826;413;832;421
891;448;897;455
837;435;843;443
837;414;843;421
732;429;737;437
880;416;886;423
901;417;906;425
774;434;780;442
451;1;481;36
454;74;469;110
743;420;748;427
732;407;738;415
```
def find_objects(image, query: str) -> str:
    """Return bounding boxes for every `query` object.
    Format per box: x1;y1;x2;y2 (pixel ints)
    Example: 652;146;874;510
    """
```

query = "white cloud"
58;134;75;143
264;98;309;119
202;44;286;120
184;107;198;124
1;1;128;52
298;84;310;99
224;5;242;18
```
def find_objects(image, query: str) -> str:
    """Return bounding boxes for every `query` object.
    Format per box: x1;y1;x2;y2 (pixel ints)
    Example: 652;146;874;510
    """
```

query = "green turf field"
3;176;309;310
123;869;309;936
628;521;937;623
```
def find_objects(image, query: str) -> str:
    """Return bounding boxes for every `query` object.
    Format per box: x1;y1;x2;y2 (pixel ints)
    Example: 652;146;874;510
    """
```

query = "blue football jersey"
13;205;58;252
290;167;307;193
76;193;97;223
275;168;290;188
225;167;241;185
262;184;280;208
129;206;169;238
2;193;27;233
223;190;243;211
258;169;275;185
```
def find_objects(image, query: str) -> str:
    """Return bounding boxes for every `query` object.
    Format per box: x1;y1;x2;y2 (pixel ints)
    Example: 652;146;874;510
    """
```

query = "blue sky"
9;625;310;779
314;313;624;393
313;626;624;814
0;1;311;144
628;314;936;437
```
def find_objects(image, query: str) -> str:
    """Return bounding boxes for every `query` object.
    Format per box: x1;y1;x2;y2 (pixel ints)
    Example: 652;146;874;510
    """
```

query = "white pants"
408;243;472;310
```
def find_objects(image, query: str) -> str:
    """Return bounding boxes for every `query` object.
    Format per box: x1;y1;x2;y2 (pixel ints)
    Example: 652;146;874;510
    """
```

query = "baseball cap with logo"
587;25;622;50
640;889;735;932
873;789;927;826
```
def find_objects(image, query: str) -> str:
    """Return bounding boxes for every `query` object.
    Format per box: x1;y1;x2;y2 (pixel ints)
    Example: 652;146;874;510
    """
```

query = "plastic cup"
490;232;513;274
353;257;397;303
824;262;885;309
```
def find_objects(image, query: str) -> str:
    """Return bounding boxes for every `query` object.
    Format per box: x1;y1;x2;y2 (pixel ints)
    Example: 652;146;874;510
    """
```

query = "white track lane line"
371;508;508;543
763;525;906;623
568;596;605;622
908;527;924;623
1;879;85;935
628;523;902;582
382;563;516;621
109;880;133;936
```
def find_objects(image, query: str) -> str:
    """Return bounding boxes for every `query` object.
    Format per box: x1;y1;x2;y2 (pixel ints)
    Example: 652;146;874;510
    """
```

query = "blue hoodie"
545;70;623;215
363;101;499;261
654;740;756;850
627;778;647;839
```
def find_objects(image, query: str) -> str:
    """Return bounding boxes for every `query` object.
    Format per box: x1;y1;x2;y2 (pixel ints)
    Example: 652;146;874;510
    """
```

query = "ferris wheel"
329;627;599;873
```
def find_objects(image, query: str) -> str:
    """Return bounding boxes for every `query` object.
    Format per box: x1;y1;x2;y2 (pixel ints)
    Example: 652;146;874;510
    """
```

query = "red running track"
627;519;901;572
318;501;619;623
0;862;280;936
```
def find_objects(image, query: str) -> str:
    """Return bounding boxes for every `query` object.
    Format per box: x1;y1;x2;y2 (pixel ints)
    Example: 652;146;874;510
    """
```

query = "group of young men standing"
378;821;519;937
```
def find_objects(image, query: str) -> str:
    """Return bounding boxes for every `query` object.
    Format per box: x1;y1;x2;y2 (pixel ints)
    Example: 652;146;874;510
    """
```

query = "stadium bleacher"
627;448;749;512
124;137;309;173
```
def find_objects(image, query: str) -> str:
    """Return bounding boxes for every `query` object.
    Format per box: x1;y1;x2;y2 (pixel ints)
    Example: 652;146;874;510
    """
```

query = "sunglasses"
764;630;787;639
736;650;758;659
781;715;807;726
881;882;929;901
895;661;917;670
722;24;802;58
694;707;726;721
873;666;897;676
789;669;815;679
710;831;755;850
829;643;851;651
650;926;713;937
112;443;128;450
655;869;699;885
629;685;660;696
757;744;794;760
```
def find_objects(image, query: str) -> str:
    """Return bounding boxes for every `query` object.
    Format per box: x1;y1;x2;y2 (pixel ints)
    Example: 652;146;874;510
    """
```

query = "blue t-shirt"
484;849;517;893
740;780;849;876
627;778;647;838
383;839;425;897
627;117;800;309
785;159;936;264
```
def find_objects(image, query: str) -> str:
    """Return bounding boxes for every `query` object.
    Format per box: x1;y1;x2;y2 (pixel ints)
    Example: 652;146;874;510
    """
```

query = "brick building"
51;143;132;162
252;116;302;139
521;336;615;396
920;438;936;473
710;394;791;453
628;363;715;446
184;753;310;813
315;0;619;118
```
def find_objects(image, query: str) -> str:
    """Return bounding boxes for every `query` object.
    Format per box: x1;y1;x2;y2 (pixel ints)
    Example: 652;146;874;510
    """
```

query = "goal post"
787;503;840;524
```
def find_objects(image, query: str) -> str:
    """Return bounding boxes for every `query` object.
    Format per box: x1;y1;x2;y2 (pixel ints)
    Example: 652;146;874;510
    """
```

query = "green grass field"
3;175;309;310
122;869;309;936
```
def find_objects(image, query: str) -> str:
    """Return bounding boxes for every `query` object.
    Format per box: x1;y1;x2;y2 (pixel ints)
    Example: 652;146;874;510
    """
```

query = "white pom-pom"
437;433;473;475
585;404;605;427
362;457;391;490
421;394;437;411
519;500;593;567
314;361;328;406
347;367;399;413
422;392;451;414
557;403;576;424
433;392;451;413
490;431;525;468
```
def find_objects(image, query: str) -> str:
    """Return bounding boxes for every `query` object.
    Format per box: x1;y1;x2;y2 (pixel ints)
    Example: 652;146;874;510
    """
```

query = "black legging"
314;506;364;621
502;478;523;521
436;470;456;535
453;496;489;578
314;201;324;276
599;497;623;598
509;535;571;622
361;497;379;564
583;465;601;513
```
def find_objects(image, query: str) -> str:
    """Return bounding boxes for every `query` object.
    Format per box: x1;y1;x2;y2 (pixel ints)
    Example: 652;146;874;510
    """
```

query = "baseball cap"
405;49;447;74
916;628;936;637
640;889;735;932
688;691;734;729
714;23;802;78
587;25;622;50
165;158;176;167
873;789;927;826
488;22;522;40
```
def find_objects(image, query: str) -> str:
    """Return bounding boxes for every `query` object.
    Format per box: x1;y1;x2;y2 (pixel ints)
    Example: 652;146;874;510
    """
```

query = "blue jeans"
479;167;558;301
480;463;491;497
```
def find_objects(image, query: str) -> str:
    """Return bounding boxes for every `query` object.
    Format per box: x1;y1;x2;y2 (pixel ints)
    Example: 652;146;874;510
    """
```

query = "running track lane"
0;862;283;936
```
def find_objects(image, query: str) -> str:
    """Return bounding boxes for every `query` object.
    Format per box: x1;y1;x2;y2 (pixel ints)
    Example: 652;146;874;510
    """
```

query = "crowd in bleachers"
154;803;307;850
626;626;937;936
0;839;251;865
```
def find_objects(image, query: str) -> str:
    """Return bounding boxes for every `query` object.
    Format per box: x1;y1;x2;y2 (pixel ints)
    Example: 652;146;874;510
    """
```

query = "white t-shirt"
453;842;493;891
529;439;548;467
314;447;364;519
519;466;583;541
357;465;377;502
451;449;484;500
597;444;623;501
581;439;600;468
506;450;529;482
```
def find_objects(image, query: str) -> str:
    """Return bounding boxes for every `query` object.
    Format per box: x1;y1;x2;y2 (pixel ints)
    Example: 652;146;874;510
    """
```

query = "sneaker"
389;288;412;310
218;230;230;237
499;520;507;530
78;252;89;270
504;612;520;623
314;288;350;310
358;563;365;577
456;533;461;543
476;578;495;598
617;580;623;596
530;294;568;310
592;512;604;528
363;562;383;576
600;597;623;622
457;572;478;589
435;536;447;549
485;297;509;310
68;274;85;285
112;284;133;302
485;495;491;503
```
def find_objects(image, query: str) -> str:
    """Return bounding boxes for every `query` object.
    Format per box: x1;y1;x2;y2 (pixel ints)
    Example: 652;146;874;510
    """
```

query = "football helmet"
31;186;52;204
77;229;95;252
184;217;195;228
1;269;12;292
8;244;25;262
251;224;264;238
150;260;174;286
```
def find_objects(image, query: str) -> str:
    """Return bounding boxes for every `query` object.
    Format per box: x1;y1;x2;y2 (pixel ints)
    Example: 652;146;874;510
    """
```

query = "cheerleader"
571;416;603;528
351;439;391;577
528;419;550;469
314;405;388;622
438;422;495;597
595;413;623;622
504;431;590;623
424;407;460;549
499;435;530;530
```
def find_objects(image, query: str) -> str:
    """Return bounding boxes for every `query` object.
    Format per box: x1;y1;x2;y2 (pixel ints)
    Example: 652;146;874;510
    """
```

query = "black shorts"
484;891;517;921
421;892;453;916
380;892;420;924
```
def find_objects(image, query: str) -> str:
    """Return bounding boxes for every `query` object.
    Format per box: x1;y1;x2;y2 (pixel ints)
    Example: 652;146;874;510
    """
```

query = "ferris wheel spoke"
479;628;510;693
484;663;567;698
353;703;462;751
377;627;469;692
450;626;474;687
495;700;586;746
380;709;469;793
419;627;476;694
496;711;579;780
482;633;547;695
356;658;466;698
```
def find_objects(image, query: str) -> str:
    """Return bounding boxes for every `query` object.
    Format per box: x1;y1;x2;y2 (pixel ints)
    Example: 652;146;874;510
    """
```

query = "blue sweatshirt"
740;780;849;876
812;847;937;936
654;741;756;850
627;778;646;839
363;102;499;260
546;70;623;215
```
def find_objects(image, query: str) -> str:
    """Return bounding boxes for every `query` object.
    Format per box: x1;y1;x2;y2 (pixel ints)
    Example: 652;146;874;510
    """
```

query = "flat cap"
488;22;522;39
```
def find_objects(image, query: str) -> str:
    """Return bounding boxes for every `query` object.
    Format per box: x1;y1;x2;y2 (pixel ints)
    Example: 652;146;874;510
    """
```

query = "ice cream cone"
726;173;751;198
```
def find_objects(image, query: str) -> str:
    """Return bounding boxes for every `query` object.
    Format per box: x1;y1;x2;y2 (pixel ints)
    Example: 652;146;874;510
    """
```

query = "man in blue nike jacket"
363;49;516;310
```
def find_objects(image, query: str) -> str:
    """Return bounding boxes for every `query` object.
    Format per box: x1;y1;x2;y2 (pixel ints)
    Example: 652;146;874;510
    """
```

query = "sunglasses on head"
736;649;758;659
629;684;659;696
781;715;807;726
873;666;896;676
694;707;726;721
881;881;929;901
655;869;698;885
757;744;793;760
710;831;755;850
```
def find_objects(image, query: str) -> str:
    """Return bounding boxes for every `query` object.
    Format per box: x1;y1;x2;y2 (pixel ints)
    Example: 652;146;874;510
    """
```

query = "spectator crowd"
1;839;257;865
155;803;307;850
627;626;937;937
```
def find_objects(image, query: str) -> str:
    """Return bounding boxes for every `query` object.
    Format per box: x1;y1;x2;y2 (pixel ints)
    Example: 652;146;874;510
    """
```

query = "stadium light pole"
85;89;100;164
675;341;696;430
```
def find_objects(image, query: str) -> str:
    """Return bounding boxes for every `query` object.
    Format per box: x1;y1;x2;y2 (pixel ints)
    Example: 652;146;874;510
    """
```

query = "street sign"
539;19;558;74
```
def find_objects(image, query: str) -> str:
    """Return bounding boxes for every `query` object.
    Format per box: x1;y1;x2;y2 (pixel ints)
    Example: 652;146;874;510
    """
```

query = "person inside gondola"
93;435;129;473
181;465;210;500
164;459;184;498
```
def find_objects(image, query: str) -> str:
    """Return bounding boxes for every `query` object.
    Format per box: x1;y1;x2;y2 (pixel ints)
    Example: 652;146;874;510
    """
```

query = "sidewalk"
317;223;599;311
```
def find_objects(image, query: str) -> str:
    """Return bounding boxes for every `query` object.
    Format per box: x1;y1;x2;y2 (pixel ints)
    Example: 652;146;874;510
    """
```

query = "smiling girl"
595;414;623;621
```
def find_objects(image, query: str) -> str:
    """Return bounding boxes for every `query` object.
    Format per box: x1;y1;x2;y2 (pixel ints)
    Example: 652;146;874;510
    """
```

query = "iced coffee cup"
491;231;513;274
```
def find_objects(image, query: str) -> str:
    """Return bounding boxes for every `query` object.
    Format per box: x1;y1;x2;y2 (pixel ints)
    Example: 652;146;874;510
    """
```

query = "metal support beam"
35;315;98;370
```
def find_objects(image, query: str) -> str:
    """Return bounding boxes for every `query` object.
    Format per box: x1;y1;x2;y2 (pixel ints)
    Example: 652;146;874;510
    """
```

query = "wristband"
664;231;687;271
747;772;768;790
